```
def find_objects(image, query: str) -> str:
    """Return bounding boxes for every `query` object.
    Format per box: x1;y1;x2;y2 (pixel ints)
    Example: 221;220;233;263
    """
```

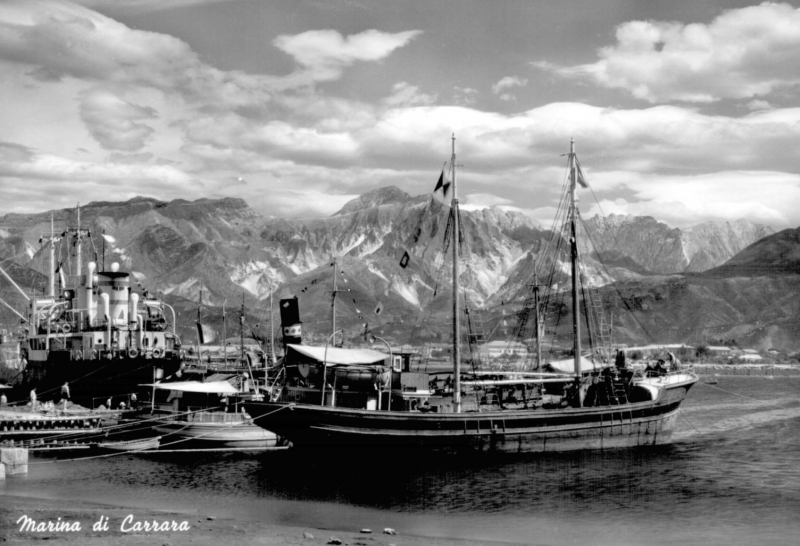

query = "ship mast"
451;134;461;413
332;256;337;341
569;138;583;407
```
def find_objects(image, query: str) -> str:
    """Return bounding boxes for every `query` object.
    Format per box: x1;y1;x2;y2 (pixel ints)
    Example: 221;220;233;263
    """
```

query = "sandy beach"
0;495;522;546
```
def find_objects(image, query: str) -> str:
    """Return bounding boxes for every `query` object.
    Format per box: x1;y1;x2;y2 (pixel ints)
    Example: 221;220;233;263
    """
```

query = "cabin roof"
286;344;389;366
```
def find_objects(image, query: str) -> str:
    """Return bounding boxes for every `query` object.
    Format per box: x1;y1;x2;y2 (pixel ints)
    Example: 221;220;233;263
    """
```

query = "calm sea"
2;375;799;546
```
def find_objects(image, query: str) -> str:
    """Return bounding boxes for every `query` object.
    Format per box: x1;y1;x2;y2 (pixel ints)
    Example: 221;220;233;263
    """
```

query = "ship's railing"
184;409;245;424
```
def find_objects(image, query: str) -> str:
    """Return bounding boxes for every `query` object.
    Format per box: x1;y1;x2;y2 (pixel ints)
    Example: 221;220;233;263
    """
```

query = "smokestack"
279;297;302;346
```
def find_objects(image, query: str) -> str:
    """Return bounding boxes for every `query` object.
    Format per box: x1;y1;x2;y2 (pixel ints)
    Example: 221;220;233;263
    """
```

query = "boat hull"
16;353;182;407
153;421;278;449
96;436;160;452
245;375;696;453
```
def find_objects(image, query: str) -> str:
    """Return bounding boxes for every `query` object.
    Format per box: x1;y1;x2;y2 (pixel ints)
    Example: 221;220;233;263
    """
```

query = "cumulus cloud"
461;193;513;210
73;0;236;12
453;87;479;106
535;2;800;103
492;76;528;102
273;29;422;84
383;82;437;107
581;170;800;228
79;88;157;151
2;1;800;230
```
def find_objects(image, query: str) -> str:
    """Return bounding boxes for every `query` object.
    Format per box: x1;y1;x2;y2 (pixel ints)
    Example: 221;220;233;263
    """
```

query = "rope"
678;409;701;435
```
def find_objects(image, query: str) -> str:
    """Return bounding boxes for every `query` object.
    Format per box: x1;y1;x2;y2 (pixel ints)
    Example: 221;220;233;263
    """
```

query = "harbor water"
2;375;799;545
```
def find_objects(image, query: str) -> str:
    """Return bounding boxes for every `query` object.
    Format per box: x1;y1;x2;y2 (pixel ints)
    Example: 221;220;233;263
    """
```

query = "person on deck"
61;382;71;401
615;349;627;369
30;388;37;410
667;351;680;372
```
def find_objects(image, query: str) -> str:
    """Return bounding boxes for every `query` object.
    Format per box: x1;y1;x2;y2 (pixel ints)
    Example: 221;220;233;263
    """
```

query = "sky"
1;0;800;229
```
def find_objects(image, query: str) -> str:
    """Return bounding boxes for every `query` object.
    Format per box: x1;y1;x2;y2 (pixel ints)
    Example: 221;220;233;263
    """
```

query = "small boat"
245;137;698;453
95;436;160;452
145;378;279;449
704;377;719;385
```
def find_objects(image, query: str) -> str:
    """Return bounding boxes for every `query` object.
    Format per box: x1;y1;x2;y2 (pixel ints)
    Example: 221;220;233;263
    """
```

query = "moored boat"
0;208;184;407
95;435;160;452
246;137;698;453
146;378;279;449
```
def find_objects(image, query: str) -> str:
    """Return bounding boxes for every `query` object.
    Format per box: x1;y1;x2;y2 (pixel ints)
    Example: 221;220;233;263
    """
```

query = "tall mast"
533;264;542;370
240;292;245;361
569;138;583;406
332;256;337;340
270;291;275;364
451;134;461;413
222;298;227;364
40;213;61;298
197;285;203;363
76;204;82;277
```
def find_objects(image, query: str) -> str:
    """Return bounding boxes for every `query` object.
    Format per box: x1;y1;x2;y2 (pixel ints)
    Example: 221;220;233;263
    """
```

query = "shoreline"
0;494;522;546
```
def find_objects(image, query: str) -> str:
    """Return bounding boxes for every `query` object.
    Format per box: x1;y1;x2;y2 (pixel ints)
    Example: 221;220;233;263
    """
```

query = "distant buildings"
479;341;529;361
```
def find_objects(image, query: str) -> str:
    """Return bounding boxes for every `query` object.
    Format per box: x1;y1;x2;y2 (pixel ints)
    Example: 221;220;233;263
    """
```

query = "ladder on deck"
588;287;614;363
463;294;486;371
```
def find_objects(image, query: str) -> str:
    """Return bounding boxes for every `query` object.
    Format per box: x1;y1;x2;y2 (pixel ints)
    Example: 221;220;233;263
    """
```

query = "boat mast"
270;291;276;364
451;134;461;413
569;138;583;407
222;298;227;364
533;264;542;370
240;292;245;362
76;204;82;277
332;256;337;342
42;214;61;298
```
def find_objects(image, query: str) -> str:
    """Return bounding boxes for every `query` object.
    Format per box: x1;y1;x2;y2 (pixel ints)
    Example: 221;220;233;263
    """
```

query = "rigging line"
678;409;702;435
577;212;663;349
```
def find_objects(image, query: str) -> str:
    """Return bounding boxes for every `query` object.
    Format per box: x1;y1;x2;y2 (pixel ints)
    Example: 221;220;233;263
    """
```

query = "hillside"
0;189;793;350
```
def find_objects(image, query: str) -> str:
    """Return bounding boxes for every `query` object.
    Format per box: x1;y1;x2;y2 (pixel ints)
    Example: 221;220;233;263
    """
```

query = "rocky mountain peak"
334;186;413;216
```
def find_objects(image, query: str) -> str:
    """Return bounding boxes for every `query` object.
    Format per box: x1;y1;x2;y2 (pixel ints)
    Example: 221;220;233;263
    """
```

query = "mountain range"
0;187;797;351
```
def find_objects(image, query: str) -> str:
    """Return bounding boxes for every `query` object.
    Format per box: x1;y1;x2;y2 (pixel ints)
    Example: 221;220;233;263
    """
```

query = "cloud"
79;88;157;151
535;2;800;103
382;82;437;107
746;99;772;111
2;1;800;231
492;76;528;102
273;29;422;84
453;87;479;106
461;193;513;210
73;0;236;13
583;171;800;228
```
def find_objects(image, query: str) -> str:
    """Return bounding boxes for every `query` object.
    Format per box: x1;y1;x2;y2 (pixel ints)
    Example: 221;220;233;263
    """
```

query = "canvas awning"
286;344;389;367
545;356;604;374
142;381;239;394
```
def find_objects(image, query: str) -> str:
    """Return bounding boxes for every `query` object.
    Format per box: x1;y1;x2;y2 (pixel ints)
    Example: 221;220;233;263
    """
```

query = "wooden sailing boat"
245;137;698;452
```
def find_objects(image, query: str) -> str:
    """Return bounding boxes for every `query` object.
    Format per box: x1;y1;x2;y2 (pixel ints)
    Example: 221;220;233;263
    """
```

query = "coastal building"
479;341;529;361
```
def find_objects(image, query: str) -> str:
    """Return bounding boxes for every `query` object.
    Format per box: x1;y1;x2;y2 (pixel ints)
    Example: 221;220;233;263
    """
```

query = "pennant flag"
196;322;216;344
399;251;410;269
433;169;452;202
101;233;116;244
576;166;589;188
433;170;445;192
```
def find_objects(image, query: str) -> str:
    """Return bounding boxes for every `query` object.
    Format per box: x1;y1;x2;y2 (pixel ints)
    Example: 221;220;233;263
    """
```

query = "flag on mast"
433;168;451;202
196;322;216;344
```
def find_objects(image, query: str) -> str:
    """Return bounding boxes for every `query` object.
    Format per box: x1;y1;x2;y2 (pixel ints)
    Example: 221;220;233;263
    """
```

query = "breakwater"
690;363;800;376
